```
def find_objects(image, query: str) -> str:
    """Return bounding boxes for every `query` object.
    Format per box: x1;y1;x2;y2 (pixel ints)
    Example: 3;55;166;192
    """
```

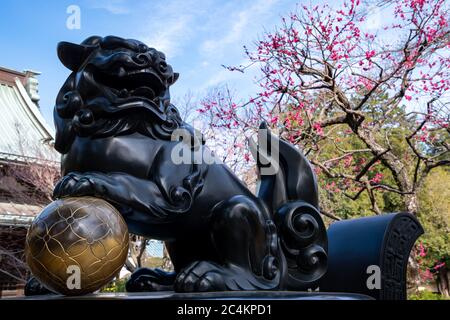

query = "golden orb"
25;197;129;295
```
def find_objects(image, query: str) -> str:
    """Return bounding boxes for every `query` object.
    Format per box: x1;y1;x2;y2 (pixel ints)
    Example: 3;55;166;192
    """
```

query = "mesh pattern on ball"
25;197;129;295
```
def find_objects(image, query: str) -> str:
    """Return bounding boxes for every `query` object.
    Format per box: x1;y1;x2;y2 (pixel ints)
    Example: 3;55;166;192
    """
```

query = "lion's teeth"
127;68;153;76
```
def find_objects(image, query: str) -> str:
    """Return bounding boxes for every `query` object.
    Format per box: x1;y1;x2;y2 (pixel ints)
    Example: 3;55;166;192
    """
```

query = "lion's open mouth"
93;68;165;101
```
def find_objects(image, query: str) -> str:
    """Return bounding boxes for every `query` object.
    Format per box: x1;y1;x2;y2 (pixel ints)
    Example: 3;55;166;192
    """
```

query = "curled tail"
250;122;327;290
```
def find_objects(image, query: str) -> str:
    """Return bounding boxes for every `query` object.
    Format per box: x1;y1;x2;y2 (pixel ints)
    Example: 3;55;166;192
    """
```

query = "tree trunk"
405;193;419;215
407;250;422;293
436;266;449;297
136;238;148;268
404;192;422;293
124;258;136;273
162;245;174;271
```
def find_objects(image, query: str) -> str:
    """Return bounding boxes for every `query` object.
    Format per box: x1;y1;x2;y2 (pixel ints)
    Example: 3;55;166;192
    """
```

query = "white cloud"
196;0;282;96
137;0;207;59
90;0;130;15
142;15;193;59
200;0;279;55
203;59;249;88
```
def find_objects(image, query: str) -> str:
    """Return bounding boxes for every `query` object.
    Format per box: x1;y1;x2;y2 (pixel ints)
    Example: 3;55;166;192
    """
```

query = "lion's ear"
57;41;97;71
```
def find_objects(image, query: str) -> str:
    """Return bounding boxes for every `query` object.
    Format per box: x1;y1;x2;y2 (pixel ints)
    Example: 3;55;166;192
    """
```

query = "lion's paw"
174;261;228;292
53;172;95;199
126;268;176;292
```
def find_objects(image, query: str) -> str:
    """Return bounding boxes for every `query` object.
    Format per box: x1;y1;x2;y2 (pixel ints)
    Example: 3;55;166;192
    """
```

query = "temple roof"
0;66;55;162
0;66;57;223
0;202;40;227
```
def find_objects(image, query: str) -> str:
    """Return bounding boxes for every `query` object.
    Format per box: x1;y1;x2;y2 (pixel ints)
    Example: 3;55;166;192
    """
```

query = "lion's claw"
53;172;95;199
175;261;226;292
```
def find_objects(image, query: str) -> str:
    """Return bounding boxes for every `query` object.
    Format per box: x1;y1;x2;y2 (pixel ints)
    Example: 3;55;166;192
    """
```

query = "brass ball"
25;197;129;295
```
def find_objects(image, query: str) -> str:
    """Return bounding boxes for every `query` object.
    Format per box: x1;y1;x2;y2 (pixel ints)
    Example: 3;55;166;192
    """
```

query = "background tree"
0;138;59;291
198;0;449;292
416;167;450;296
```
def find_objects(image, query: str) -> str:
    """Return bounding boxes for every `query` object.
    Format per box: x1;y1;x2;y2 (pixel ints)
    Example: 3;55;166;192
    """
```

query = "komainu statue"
26;36;423;300
51;35;327;292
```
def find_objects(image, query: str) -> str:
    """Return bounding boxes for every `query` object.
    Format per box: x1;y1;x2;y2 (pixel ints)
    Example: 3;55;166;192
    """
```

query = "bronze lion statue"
36;36;328;293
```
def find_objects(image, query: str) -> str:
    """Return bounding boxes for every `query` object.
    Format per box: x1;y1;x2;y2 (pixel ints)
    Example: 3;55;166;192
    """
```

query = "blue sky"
0;0;306;126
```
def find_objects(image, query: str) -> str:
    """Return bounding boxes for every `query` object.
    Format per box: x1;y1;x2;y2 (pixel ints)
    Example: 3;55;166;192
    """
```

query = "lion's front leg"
53;171;192;221
174;195;284;292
